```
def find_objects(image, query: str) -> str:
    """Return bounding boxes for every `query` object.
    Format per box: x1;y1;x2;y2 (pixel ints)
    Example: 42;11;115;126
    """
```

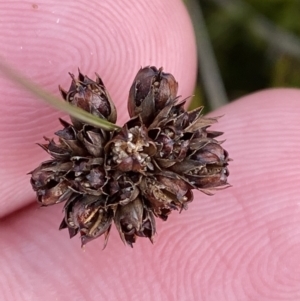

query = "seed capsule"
114;197;156;246
59;70;117;128
128;66;178;125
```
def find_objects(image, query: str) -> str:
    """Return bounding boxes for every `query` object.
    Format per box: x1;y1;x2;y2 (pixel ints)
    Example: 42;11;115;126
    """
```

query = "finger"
0;0;197;217
1;89;300;300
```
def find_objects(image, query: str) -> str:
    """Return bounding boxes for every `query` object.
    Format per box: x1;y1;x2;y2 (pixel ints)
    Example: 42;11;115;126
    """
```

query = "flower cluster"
30;66;230;247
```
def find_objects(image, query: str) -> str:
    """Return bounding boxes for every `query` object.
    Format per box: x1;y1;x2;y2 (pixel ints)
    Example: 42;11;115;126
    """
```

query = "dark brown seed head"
30;66;231;248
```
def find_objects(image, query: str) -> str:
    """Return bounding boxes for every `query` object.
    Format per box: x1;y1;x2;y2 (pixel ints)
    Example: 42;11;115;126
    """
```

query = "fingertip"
0;0;196;217
207;87;300;196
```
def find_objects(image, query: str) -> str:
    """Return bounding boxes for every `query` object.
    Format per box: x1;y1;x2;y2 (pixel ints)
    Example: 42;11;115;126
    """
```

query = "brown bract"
29;66;231;248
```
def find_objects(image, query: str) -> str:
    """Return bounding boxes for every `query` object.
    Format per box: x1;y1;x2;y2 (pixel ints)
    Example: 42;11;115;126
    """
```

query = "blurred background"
185;0;300;112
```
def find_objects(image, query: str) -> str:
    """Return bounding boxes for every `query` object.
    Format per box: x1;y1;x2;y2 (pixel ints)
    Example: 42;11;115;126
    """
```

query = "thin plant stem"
185;0;228;109
211;0;300;60
0;59;121;131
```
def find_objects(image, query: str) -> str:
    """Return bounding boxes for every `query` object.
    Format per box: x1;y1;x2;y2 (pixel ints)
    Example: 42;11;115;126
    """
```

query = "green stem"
0;59;121;131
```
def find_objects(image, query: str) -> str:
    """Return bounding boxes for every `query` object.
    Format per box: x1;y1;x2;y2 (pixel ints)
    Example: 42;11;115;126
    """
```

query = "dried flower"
29;66;231;248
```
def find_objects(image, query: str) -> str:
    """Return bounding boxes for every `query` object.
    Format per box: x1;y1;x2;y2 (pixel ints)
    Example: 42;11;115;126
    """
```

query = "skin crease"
1;1;300;301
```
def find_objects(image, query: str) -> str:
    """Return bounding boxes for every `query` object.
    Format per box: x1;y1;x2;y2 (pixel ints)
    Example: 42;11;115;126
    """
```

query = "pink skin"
1;1;300;300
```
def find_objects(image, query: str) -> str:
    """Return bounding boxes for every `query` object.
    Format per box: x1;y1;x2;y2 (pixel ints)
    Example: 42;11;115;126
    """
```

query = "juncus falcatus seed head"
29;67;231;248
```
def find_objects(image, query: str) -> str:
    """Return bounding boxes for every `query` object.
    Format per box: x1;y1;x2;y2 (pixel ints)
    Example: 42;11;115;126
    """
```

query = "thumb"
0;0;197;217
1;89;300;301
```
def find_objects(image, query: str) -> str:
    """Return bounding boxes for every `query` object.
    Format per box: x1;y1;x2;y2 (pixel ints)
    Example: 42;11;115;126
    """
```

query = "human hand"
1;1;300;300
